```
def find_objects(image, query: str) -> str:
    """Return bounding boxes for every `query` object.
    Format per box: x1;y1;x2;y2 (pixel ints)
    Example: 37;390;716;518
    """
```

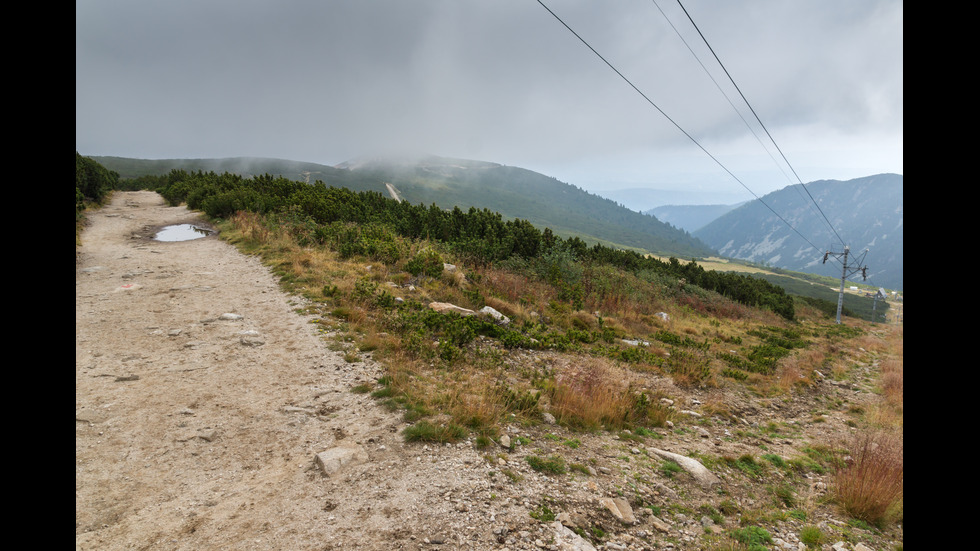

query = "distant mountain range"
693;174;903;291
596;187;752;213
94;155;902;291
645;203;747;233
93;155;714;259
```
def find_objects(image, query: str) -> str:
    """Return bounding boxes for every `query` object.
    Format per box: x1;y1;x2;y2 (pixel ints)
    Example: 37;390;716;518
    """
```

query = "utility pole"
822;245;869;324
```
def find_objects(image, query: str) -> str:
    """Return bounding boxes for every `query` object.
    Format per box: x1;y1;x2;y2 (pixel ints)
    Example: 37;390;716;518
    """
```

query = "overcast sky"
76;0;902;205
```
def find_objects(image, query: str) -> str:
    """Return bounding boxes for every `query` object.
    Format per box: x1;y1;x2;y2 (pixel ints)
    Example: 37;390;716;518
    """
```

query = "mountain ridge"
694;174;903;291
94;154;714;259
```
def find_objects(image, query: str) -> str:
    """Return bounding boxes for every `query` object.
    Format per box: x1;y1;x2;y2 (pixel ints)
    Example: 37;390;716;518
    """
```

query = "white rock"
314;445;368;477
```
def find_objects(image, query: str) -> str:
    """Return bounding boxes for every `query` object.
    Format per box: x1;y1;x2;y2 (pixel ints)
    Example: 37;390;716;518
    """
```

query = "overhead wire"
649;0;795;187
651;0;834;248
535;0;826;256
672;0;847;248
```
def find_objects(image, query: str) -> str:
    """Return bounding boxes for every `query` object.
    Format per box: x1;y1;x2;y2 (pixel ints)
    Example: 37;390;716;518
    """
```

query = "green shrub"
731;525;773;548
660;460;682;478
799;525;825;547
762;453;787;469
525;455;566;474
406;248;445;278
402;420;466;443
529;500;557;522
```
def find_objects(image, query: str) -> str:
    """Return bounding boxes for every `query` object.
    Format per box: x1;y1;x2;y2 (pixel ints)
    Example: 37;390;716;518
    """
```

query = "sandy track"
75;191;484;551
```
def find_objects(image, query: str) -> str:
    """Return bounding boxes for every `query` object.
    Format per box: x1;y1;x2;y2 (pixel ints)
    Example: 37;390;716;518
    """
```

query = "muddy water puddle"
154;224;214;242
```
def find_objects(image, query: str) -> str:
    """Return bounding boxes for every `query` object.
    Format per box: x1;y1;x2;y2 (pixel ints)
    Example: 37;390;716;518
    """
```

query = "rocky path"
76;192;472;550
76;191;898;551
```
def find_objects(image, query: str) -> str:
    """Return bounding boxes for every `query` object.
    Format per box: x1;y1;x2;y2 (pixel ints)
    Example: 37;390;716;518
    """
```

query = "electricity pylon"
822;245;869;324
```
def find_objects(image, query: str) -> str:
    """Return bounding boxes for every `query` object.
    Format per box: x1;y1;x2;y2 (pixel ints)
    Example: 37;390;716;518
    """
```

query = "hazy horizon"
77;1;902;205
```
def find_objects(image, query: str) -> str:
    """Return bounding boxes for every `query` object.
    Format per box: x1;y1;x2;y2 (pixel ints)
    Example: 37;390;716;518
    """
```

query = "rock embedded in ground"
428;302;476;316
648;448;721;490
551;521;596;551
314;445;369;477
598;497;637;524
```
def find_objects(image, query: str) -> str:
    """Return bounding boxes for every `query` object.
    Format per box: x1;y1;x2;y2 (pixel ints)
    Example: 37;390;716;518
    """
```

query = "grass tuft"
833;429;903;527
402;420;467;443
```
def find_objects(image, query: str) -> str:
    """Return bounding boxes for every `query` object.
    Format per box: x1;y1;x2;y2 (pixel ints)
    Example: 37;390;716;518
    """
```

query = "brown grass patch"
548;358;634;430
833;429;903;527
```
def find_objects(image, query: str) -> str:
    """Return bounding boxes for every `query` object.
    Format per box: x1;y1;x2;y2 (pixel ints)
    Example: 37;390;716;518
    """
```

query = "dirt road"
76;192;901;551
75;192;503;550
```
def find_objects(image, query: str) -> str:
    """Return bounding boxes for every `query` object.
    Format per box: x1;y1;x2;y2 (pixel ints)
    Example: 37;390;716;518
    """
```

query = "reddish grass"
880;357;903;409
833;430;903;526
548;359;634;430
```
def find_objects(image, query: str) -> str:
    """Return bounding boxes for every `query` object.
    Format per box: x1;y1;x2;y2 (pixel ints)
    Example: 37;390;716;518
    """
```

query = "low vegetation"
77;155;903;548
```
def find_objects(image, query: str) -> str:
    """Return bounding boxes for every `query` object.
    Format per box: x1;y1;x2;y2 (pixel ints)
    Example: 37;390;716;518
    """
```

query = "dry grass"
544;357;670;431
445;381;510;436
865;325;903;428
880;358;903;408
219;208;902;457
547;358;633;430
772;348;825;393
833;429;903;527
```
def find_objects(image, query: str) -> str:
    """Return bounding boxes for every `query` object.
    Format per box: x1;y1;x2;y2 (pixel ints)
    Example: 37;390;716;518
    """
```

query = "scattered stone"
315;445;369;477
655;312;669;322
219;313;243;320
479;306;510;325
598;497;637;524
648;448;721;489
651;482;677;498
115;375;140;382
649;515;671;533
498;434;511;449
550;521;596;551
282;406;316;415
542;412;556;425
239;331;265;346
621;338;650;346
558;511;590;531
428;302;476;316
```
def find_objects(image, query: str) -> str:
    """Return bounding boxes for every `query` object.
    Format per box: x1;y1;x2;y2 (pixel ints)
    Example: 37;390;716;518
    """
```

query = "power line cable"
535;0;823;253
649;0;794;187
673;0;846;247
651;0;833;245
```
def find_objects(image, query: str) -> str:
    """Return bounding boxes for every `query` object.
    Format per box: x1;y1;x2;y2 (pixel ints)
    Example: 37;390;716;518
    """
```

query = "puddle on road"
154;224;214;242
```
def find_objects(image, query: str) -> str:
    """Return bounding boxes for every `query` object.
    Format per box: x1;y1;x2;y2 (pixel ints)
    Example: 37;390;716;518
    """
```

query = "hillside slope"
694;174;903;291
346;156;716;258
94;155;714;259
76;191;905;551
